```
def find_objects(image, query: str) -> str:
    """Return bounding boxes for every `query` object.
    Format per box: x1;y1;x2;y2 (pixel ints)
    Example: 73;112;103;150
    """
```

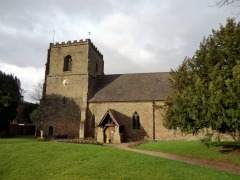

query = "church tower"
43;39;104;138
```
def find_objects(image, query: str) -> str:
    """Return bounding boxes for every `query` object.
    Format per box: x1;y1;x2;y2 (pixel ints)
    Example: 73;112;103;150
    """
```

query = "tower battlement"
49;39;103;59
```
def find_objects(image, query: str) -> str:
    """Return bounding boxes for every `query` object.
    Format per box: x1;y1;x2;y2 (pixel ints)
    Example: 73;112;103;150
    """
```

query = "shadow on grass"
213;142;240;154
204;141;240;154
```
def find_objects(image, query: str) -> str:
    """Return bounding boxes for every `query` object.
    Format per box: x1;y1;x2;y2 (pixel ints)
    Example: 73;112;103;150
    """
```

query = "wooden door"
104;126;115;143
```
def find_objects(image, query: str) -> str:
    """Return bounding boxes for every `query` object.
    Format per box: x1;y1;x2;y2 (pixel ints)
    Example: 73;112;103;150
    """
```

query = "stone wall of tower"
41;39;103;138
88;42;104;77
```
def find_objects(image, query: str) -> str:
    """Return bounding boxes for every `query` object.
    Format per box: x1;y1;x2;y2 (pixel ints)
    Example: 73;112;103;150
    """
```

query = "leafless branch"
216;0;240;7
30;81;43;103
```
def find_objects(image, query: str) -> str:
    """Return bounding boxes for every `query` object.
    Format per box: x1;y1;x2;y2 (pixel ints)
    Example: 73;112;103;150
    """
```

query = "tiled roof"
89;72;171;102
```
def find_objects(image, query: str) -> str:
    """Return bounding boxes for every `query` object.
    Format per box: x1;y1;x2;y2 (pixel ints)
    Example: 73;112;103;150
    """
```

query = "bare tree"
30;81;43;103
216;0;240;7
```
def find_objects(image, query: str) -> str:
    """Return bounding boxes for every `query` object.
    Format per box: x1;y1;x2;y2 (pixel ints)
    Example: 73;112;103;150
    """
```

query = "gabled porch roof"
98;109;123;127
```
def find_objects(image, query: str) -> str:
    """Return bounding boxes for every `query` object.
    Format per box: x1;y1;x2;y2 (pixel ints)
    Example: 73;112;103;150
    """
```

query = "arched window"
63;55;72;71
132;112;140;129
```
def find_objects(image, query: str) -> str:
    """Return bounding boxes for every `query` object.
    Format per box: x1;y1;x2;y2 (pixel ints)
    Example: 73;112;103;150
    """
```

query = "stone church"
41;39;181;143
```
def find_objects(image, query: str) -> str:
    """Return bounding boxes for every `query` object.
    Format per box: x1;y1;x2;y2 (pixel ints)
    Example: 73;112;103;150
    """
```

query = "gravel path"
107;142;240;175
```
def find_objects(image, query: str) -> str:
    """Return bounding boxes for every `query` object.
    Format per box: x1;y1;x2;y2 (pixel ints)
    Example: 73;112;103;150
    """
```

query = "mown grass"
137;140;240;165
0;138;239;180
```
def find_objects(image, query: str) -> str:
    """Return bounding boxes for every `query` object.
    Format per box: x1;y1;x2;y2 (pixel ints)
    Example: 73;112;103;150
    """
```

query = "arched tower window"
132;112;140;129
63;55;72;71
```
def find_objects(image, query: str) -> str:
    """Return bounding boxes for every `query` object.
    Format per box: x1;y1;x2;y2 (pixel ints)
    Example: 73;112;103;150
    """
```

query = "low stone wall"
56;138;103;145
9;124;35;136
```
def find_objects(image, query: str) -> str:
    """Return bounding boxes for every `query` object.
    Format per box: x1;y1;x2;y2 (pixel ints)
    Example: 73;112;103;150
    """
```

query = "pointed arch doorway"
48;126;53;137
97;109;124;143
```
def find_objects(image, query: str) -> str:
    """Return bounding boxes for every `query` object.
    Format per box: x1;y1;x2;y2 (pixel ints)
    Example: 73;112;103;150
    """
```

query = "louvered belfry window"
63;55;72;71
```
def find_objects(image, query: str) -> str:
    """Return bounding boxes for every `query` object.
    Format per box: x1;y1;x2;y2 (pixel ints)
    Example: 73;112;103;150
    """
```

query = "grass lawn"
137;140;240;166
0;138;239;180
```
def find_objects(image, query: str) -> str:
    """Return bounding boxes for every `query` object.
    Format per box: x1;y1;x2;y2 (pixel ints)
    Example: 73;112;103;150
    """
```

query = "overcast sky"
0;0;239;102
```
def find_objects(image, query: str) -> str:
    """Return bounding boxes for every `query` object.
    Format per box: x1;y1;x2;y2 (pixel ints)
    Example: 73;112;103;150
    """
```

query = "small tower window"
91;114;95;128
132;112;140;129
63;96;66;104
96;63;98;72
63;55;72;71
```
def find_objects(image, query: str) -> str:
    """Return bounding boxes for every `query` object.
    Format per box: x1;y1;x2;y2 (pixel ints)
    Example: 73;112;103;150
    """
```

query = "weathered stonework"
89;101;153;141
38;95;80;138
88;101;205;142
42;39;103;138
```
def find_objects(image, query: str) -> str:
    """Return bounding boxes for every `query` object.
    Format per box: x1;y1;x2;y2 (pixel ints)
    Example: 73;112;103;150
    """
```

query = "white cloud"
96;13;156;64
0;61;44;102
0;0;239;100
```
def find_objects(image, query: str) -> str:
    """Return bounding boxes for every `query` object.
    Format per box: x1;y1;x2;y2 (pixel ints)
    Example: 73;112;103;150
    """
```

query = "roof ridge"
110;72;169;75
96;72;170;77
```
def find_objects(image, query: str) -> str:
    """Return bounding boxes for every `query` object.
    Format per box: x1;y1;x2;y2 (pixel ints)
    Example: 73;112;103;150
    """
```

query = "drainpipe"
152;101;156;140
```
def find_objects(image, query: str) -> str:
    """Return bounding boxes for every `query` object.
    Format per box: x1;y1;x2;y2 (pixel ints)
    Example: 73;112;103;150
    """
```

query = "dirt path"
108;142;240;175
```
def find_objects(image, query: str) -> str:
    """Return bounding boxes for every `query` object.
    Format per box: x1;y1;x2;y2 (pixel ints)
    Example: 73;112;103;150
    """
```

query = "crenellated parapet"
49;39;103;59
